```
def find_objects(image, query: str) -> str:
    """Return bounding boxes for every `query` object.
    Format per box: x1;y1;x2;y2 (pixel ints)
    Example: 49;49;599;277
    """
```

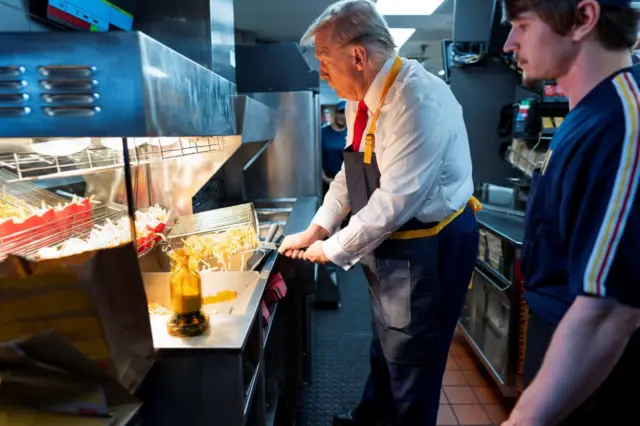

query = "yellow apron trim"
364;56;404;165
361;56;483;293
389;196;483;240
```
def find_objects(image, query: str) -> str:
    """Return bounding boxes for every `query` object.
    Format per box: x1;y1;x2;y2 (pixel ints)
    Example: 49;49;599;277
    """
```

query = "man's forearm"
514;297;638;425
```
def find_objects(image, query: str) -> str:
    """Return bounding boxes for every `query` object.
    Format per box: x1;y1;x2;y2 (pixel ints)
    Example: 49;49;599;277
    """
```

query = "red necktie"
352;100;369;152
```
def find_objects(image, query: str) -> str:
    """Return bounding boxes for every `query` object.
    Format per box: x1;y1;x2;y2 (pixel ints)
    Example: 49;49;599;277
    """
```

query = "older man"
279;1;479;425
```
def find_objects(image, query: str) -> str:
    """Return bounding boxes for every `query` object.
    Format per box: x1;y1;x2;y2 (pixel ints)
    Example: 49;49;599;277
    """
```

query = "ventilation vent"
38;65;101;117
0;66;30;117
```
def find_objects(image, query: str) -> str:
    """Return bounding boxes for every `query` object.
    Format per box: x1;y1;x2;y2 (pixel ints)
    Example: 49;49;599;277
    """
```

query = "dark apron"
343;147;479;425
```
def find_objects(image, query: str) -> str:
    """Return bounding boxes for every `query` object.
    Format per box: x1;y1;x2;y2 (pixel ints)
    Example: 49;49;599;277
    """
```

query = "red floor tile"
449;342;467;356
462;369;489;387
472;386;500;405
437;404;460;425
454;354;477;370
439;327;512;425
443;370;468;386
452;404;492;425
446;356;459;370
484;404;509;424
443;386;478;404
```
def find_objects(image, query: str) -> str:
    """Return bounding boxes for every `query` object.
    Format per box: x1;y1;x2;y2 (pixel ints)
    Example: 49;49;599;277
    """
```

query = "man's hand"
501;409;545;426
303;241;330;264
503;297;640;426
279;224;329;259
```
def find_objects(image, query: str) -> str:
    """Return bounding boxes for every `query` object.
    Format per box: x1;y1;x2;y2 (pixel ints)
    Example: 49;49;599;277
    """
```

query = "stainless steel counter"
475;205;525;247
458;204;526;399
138;196;319;426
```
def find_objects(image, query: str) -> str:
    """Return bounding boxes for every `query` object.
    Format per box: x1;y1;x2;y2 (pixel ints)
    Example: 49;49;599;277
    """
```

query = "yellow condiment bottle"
167;248;209;337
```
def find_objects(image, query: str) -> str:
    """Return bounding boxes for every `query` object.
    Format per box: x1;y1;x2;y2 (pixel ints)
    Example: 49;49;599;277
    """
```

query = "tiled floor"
306;265;515;426
437;332;513;425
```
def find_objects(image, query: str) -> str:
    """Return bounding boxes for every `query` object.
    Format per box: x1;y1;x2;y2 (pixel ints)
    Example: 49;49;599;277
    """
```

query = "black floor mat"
305;265;373;426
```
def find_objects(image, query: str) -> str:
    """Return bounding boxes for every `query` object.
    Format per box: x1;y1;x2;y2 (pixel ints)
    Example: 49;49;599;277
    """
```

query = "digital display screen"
46;0;135;32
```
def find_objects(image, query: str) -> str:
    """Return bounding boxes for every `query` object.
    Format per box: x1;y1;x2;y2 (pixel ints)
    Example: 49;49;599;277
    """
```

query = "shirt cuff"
311;207;340;235
323;233;361;271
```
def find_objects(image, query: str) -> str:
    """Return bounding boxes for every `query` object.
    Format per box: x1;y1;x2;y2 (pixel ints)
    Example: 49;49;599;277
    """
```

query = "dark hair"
502;0;639;50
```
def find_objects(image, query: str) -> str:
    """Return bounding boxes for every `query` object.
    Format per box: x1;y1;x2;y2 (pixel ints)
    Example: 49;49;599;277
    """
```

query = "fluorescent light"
438;70;445;76
377;0;444;16
389;28;416;50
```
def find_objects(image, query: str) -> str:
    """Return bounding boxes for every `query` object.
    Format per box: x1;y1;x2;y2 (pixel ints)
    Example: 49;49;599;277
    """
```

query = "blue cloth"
355;207;478;425
522;66;640;326
321;124;347;178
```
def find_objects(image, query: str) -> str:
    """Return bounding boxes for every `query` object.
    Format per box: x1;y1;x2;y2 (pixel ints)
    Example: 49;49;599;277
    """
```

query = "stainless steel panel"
209;0;236;83
0;31;237;138
241;92;321;199
235;95;277;144
83;136;242;216
134;0;236;83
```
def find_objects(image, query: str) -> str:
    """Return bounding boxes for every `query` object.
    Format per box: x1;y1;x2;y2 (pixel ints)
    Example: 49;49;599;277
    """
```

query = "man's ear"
352;46;366;71
571;0;599;43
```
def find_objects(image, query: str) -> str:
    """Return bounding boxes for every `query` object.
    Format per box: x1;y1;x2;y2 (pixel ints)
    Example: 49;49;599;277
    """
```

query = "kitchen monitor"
38;0;135;31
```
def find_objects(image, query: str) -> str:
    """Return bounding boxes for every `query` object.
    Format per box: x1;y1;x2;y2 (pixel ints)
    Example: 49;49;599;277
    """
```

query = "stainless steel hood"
0;31;238;138
234;95;277;144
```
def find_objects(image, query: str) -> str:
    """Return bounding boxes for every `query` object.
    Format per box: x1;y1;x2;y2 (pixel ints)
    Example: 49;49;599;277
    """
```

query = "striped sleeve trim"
583;72;640;296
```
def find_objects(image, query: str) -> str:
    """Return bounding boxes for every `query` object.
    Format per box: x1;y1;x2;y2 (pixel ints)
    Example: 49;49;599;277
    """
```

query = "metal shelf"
0;137;229;183
0;170;70;213
0;203;126;259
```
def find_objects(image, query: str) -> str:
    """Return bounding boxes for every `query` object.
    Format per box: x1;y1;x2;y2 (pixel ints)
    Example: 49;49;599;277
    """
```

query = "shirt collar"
363;56;397;113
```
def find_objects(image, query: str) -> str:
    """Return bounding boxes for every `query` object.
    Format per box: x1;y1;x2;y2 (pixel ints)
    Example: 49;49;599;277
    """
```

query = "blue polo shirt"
523;66;640;326
321;123;347;178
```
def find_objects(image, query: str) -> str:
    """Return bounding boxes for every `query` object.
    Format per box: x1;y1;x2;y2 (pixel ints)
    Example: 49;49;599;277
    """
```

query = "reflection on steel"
234;95;277;144
229;92;321;200
0;32;237;138
83;137;243;216
0;137;233;182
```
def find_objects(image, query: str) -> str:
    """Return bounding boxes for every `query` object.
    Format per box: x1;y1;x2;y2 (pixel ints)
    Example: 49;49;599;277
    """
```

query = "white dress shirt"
312;57;474;271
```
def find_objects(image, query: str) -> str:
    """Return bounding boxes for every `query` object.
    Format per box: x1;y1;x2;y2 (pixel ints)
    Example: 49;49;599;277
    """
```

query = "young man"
501;1;640;425
279;1;478;424
321;100;348;189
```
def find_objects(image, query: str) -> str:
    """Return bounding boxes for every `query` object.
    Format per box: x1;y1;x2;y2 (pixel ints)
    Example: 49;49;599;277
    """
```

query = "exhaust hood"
0;31;238;138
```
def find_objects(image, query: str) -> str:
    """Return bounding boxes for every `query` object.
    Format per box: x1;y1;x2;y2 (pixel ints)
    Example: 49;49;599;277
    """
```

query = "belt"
388;196;482;240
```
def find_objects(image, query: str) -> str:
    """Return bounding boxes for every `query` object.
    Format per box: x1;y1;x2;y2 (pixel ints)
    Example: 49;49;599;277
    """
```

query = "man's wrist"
307;224;329;240
510;386;553;426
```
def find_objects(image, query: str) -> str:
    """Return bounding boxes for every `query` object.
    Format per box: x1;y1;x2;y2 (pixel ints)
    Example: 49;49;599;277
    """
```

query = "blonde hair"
300;0;396;62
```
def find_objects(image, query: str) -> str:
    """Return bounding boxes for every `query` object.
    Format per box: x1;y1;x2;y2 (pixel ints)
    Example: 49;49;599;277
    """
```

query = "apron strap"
364;56;404;165
389;196;482;240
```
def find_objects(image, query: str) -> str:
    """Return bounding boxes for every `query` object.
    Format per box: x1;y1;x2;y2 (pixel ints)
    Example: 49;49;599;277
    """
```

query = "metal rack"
505;138;547;177
0;137;228;182
0;170;69;209
168;202;258;240
0;30;283;426
0;203;127;259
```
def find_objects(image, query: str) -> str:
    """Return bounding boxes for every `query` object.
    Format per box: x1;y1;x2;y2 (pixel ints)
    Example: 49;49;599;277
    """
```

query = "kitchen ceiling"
234;0;454;75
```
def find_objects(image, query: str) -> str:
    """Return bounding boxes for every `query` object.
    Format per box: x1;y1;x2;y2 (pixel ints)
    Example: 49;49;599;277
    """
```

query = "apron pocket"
376;258;412;330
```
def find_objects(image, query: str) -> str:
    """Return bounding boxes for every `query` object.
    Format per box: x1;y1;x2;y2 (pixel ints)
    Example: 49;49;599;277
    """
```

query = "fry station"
0;21;321;424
